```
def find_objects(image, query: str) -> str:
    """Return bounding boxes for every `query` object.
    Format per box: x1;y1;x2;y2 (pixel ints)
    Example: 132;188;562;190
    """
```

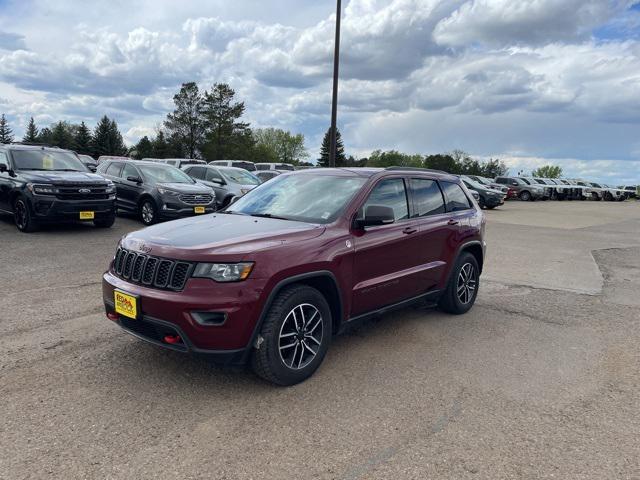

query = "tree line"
0;80;513;177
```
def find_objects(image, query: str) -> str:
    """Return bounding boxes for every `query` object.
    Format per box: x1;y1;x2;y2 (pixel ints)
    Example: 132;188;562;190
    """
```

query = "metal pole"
329;0;342;168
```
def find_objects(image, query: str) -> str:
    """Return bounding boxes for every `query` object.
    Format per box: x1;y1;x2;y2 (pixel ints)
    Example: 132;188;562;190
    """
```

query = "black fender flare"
242;270;343;362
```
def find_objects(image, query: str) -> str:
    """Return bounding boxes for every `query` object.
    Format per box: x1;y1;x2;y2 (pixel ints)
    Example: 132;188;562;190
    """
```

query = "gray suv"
97;159;216;225
182;165;261;208
495;176;544;201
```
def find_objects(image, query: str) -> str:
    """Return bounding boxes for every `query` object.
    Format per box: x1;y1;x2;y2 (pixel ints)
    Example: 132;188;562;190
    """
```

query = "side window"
0;151;8;170
121;163;139;180
188;166;205;179
166;160;176;166
496;177;507;184
441;182;472;212
362;178;409;221
206;168;224;183
412;178;445;217
105;162;123;177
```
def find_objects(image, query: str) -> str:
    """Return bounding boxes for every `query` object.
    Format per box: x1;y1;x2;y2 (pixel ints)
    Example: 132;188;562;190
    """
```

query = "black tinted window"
206;168;224;182
412;179;445;217
363;178;409;221
188;166;205;179
441;182;471;212
121;163;139;180
105;162;123;177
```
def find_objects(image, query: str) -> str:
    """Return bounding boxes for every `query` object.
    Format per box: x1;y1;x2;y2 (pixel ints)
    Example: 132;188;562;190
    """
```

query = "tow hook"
254;335;264;349
163;335;182;345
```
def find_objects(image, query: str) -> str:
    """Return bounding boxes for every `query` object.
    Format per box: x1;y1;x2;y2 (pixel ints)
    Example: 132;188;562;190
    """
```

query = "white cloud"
0;0;639;183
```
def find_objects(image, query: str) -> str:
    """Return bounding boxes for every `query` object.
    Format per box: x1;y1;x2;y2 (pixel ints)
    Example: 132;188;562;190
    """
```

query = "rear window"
412;179;445;217
440;181;472;212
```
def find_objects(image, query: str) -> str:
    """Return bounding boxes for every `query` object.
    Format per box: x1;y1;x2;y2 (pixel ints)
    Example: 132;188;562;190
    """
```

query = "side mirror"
85;163;97;172
0;163;7;173
356;205;395;228
212;178;226;185
127;176;143;184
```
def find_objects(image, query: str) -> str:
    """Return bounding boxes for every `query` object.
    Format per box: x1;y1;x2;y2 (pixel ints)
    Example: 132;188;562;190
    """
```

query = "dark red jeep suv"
103;167;486;385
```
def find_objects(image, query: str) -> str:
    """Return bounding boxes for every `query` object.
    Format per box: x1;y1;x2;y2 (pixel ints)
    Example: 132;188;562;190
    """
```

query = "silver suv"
183;165;261;208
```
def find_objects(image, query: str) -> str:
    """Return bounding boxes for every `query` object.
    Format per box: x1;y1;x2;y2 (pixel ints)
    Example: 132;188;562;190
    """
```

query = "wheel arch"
458;240;484;274
245;271;344;361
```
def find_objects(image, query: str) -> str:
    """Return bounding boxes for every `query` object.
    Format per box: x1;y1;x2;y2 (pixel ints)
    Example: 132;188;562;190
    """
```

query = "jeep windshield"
226;173;367;224
12;150;88;172
138;165;195;184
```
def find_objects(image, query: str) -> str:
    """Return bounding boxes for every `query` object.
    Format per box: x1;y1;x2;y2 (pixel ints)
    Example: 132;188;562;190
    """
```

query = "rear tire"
519;191;532;202
252;285;332;386
13;197;39;233
438;252;480;315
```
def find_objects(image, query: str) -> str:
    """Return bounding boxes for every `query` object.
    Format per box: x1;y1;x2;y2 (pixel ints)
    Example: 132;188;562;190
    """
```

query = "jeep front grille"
113;247;193;291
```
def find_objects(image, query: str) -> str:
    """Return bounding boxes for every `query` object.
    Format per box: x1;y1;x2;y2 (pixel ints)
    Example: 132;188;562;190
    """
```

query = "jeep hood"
121;213;325;259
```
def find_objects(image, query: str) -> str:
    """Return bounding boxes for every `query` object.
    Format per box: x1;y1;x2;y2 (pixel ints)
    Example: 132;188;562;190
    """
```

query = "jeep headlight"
193;262;254;282
27;183;57;195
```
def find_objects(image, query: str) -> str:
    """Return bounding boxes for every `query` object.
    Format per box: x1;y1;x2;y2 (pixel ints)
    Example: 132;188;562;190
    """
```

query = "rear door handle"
402;227;418;235
447;219;459;226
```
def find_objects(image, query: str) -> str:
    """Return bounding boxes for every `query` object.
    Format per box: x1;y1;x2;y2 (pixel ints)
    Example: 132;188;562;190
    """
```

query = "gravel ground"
1;201;639;480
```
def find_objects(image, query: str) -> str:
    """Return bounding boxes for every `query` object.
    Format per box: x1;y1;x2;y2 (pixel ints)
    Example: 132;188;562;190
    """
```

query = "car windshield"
12;150;88;172
138;165;195;184
227;173;367;223
220;168;261;185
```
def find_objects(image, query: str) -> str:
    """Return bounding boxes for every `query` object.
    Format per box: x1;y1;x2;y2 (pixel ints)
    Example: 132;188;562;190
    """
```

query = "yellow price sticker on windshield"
42;154;54;170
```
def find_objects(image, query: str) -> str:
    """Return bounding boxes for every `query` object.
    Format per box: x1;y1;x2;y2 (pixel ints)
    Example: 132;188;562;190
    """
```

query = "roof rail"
11;141;55;147
385;166;448;174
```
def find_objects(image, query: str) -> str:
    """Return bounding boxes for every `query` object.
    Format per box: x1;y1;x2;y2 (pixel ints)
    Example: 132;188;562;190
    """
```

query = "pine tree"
0;114;14;144
74;121;92;155
152;131;169;158
133;136;154;159
164;82;204;159
200;83;251;160
37;127;53;145
91;116;127;157
318;128;346;167
23;117;39;143
51;121;75;150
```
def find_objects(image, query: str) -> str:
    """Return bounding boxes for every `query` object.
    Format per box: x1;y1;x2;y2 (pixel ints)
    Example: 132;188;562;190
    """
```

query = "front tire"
519;191;532;202
139;199;157;226
438;252;480;315
13;198;39;233
252;285;332;386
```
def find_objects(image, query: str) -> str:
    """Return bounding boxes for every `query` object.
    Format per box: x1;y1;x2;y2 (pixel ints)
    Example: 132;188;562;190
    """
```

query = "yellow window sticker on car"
42;154;54;170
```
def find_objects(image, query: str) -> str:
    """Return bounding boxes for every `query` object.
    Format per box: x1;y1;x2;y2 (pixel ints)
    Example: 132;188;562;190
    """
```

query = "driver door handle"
402;227;418;235
447;219;459;226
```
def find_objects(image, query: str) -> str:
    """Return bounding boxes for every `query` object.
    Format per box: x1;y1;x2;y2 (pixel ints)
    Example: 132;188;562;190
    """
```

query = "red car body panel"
103;168;485;364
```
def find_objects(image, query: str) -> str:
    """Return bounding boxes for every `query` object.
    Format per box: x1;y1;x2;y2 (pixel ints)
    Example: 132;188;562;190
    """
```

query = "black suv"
97;159;216;225
0;144;117;232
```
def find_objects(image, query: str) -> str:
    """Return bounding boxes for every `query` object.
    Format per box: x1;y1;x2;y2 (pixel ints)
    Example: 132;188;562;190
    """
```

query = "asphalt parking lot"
1;201;639;479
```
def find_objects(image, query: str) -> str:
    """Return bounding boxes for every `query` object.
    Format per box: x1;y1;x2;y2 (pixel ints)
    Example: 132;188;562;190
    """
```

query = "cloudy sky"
1;0;639;183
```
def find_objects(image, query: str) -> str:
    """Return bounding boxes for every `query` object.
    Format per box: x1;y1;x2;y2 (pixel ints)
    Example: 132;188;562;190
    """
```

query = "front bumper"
158;199;216;219
484;195;503;207
102;270;268;363
30;196;116;222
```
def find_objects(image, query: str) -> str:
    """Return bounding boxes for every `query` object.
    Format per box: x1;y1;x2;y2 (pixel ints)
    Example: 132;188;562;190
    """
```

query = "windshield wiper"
248;213;290;220
52;169;82;172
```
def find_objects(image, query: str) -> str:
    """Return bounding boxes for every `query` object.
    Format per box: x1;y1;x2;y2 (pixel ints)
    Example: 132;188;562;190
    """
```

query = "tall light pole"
329;0;342;168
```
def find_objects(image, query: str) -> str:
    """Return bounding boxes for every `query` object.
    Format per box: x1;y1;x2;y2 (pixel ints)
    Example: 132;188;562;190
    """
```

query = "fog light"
191;311;227;326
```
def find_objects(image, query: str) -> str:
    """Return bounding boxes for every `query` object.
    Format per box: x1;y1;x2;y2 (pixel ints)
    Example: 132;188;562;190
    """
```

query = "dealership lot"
1;201;639;479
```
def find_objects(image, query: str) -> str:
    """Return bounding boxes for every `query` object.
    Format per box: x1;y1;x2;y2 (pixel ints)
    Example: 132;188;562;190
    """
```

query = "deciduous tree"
164;82;205;159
